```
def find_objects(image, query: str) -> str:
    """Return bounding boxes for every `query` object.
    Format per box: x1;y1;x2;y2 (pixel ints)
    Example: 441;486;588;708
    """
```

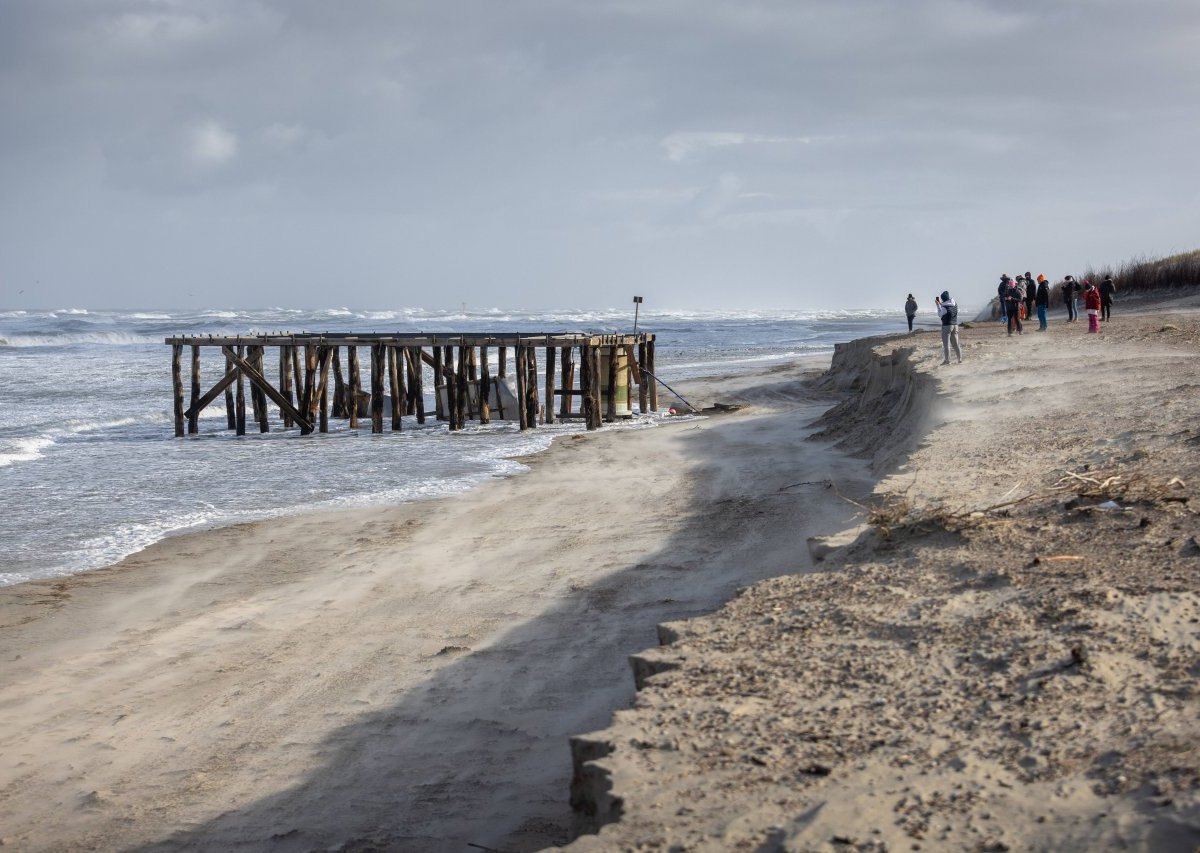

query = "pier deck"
166;332;657;437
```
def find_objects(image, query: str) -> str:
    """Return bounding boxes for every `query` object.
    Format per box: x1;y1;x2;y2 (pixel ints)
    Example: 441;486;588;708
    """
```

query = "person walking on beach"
1004;276;1025;335
1062;275;1080;322
1024;272;1037;323
997;274;1011;323
1084;281;1101;333
935;290;962;364
905;294;918;331
1035;275;1050;330
1099;275;1116;321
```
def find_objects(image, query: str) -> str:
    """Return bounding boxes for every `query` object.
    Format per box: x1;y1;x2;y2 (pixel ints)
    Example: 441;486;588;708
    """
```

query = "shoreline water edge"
1;292;1196;851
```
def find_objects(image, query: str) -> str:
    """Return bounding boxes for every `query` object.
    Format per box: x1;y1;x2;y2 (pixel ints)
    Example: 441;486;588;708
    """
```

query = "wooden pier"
166;333;657;437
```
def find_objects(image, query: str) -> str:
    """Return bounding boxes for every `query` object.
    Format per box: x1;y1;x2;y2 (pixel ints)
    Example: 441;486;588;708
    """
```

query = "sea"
0;307;903;587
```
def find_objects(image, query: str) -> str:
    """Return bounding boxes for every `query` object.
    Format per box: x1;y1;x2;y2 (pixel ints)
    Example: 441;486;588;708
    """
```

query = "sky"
1;0;1198;312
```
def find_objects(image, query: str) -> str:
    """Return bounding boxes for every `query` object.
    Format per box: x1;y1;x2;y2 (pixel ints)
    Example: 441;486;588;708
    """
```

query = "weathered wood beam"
478;345;491;425
647;339;658;411
388;345;403;432
516;345;528;430
224;352;236;430
405;347;426;424
189;345;201;434
348;346;361;429
235;345;247;436
605;345;618;423
371;343;385;434
560;346;574;418
172;344;185;437
185;365;238;420
544;346;556;425
221;345;314;434
526;346;540;427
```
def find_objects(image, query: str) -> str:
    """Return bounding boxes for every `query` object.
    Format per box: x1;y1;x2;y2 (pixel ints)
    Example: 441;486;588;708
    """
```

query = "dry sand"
564;292;1200;853
0;355;875;851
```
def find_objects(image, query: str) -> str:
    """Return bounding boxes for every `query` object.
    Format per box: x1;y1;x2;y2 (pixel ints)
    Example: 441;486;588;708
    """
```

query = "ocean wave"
0;436;54;468
0;331;162;347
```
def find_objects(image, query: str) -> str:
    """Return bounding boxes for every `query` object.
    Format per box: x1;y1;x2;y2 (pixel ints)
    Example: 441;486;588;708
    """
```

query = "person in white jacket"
935;290;962;365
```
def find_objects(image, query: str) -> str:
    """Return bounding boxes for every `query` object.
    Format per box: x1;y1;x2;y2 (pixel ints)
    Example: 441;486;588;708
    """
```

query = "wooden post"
515;345;529;430
498;346;508;378
432;346;445;421
590;346;603;430
348;346;361;429
637;341;649;414
172;344;185;437
235;344;247;436
605;345;618;423
371;343;385;434
647;338;658;412
578;345;592;430
456;345;470;425
560;346;574;418
305;344;320;432
478;345;491;424
291;345;303;423
544;346;556;425
406;347;426;424
388;346;403;432
224;351;236;430
332;347;346;418
188;345;200;434
466;345;478;421
280;345;294;428
254;346;271;433
317;346;332;433
526;346;540;427
443;346;458;429
248;346;263;427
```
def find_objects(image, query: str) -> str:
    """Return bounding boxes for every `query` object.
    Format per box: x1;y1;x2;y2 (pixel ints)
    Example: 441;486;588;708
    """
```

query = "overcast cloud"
1;0;1197;311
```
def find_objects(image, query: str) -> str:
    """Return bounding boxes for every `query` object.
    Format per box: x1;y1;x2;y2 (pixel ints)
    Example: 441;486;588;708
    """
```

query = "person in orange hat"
1035;275;1050;330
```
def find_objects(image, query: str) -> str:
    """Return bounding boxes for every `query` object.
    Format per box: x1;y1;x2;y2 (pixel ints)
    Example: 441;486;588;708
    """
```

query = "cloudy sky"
1;1;1197;311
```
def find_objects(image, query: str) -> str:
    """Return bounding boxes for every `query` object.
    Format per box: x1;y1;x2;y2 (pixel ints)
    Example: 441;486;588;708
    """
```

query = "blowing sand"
564;292;1200;852
0;355;874;851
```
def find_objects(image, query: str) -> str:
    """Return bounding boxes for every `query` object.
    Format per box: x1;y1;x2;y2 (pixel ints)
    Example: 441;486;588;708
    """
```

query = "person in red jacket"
1083;281;1102;333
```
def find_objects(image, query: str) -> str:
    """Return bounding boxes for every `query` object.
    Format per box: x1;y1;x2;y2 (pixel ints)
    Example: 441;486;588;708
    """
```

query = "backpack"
941;301;958;325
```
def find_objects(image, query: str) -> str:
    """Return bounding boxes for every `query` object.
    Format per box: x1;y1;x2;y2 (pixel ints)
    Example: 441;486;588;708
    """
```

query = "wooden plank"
220;345;314;434
172;344;185;437
478;345;491;424
544;346;556;425
515;345;528;430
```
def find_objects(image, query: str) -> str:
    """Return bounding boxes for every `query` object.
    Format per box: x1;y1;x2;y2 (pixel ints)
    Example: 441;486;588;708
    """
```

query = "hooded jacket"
937;297;958;326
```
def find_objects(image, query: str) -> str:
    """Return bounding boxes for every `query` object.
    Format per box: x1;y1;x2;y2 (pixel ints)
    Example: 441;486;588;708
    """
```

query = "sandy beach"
564;292;1200;852
2;292;1198;853
0;351;875;851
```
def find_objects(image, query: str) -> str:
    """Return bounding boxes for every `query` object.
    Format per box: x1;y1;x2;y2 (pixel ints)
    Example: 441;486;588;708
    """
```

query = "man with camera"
935;290;962;365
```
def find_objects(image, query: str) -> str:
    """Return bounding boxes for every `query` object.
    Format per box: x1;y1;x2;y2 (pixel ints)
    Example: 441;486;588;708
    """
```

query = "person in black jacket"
905;294;918;331
1099;276;1116;321
1004;277;1025;335
1062;275;1080;321
1024;271;1036;323
1035;275;1051;330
